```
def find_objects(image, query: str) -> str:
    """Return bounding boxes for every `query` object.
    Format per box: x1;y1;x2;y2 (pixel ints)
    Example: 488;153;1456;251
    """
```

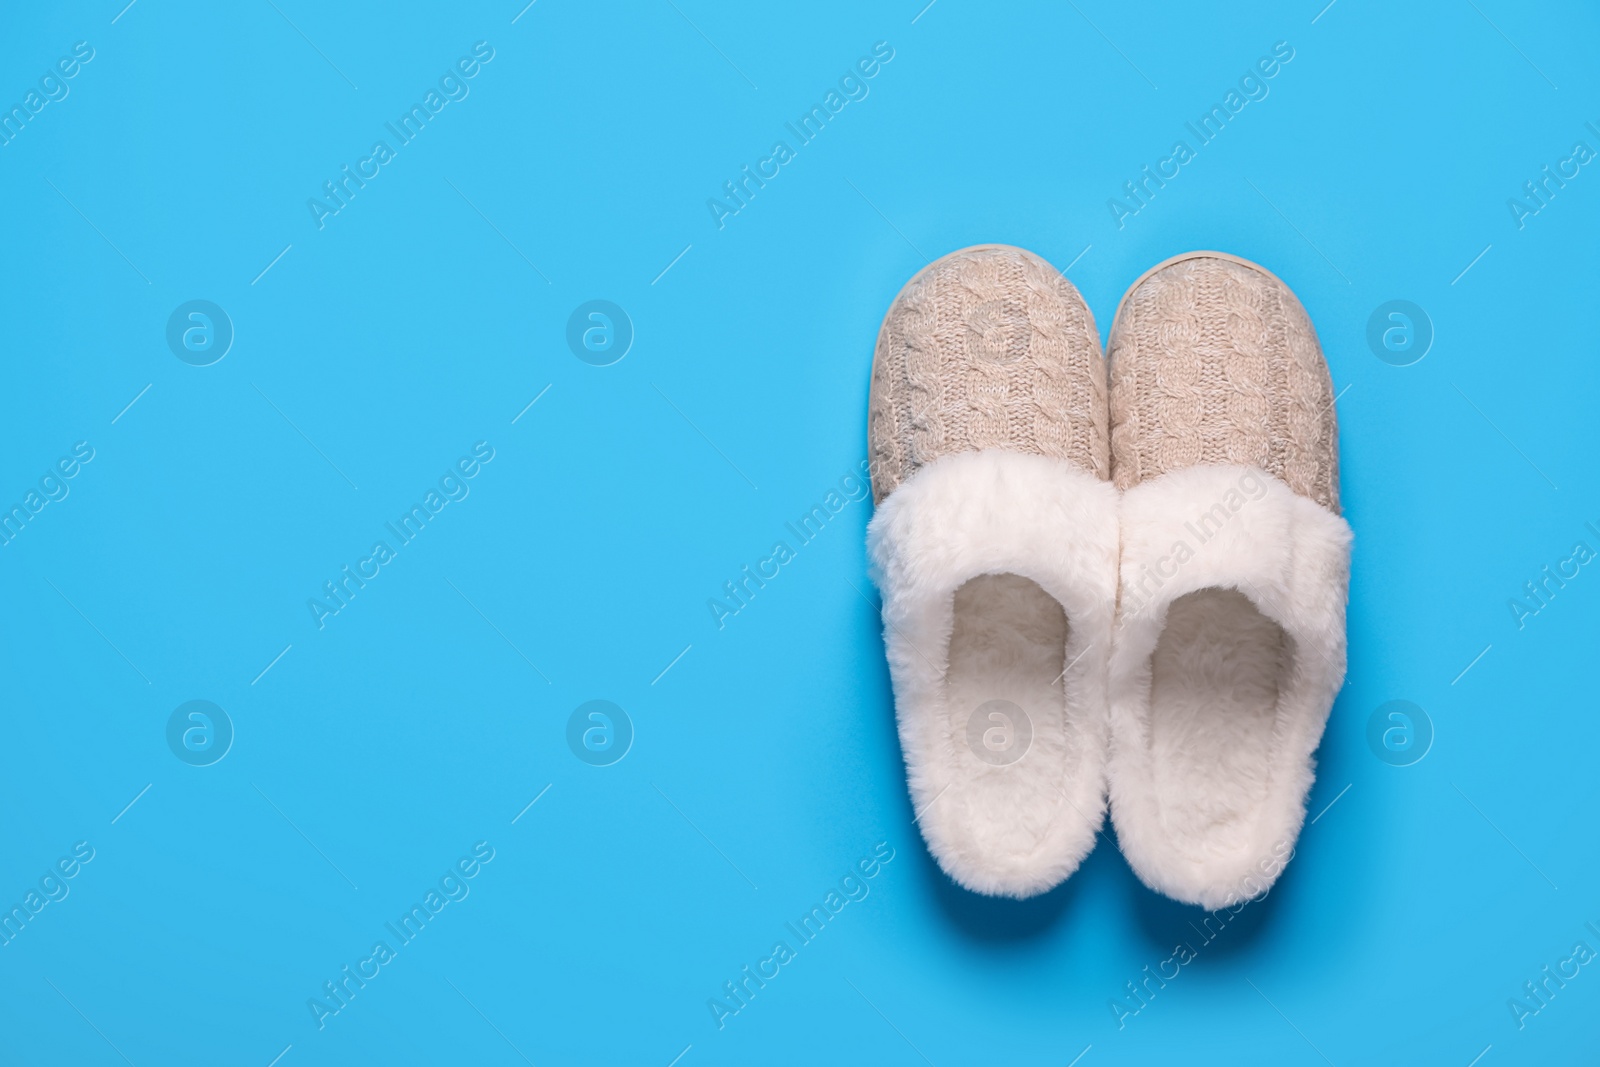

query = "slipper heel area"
1109;464;1351;908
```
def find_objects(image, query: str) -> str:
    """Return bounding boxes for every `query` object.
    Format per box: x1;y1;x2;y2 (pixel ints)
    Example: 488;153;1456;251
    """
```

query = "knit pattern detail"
868;246;1109;504
1108;256;1340;512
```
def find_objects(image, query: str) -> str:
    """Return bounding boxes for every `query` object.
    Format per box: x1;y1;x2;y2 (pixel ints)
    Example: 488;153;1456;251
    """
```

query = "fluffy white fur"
868;449;1119;898
1108;465;1352;909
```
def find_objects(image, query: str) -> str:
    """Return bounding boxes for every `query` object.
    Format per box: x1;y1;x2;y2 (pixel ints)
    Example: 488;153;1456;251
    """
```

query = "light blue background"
1;1;1597;1064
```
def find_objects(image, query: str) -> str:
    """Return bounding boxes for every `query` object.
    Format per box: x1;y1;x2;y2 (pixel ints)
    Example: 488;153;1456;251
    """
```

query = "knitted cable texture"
1108;256;1340;512
868;247;1108;504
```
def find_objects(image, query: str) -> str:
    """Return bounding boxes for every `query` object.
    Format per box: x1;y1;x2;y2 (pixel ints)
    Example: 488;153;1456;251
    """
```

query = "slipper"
865;245;1119;898
1105;251;1352;909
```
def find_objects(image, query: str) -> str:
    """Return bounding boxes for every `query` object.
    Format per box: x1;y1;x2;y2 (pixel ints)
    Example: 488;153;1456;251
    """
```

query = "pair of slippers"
865;246;1351;909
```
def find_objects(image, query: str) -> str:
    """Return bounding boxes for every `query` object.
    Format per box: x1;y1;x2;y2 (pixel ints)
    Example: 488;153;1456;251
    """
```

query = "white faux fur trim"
1108;465;1351;909
867;449;1119;898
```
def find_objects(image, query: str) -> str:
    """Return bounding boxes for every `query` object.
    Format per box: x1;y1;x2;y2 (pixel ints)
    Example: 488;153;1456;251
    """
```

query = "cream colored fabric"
865;244;1116;897
1107;253;1340;512
1106;251;1351;908
868;245;1108;504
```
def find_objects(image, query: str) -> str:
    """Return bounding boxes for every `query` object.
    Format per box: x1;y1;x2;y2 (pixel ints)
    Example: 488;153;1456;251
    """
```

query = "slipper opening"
943;572;1078;875
1147;587;1292;861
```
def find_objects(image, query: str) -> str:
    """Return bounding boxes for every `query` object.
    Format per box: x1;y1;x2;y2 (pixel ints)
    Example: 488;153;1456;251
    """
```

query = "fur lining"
1108;465;1352;909
867;449;1119;898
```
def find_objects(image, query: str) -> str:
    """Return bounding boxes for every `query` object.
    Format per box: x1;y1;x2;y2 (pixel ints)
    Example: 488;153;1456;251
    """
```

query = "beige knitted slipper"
1105;251;1352;909
865;244;1119;899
